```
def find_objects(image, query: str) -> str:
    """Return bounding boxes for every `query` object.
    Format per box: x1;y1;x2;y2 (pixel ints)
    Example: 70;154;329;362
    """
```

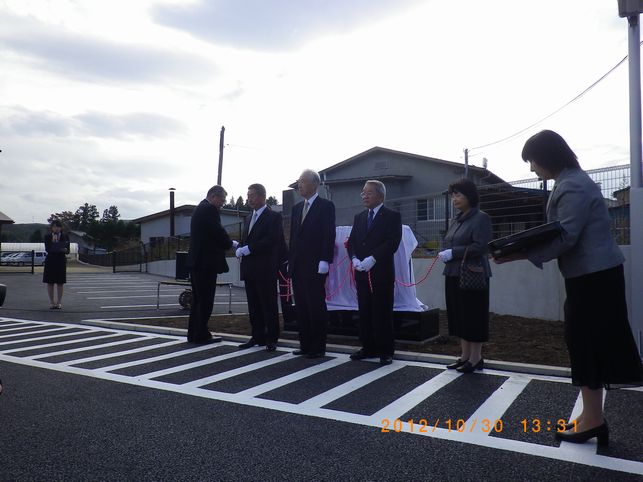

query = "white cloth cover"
325;225;428;312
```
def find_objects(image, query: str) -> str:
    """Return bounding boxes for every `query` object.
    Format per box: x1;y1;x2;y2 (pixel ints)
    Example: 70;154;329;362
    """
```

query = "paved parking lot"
1;272;642;480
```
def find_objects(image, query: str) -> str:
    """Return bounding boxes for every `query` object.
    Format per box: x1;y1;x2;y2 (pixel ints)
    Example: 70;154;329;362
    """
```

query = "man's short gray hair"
365;180;386;198
299;169;321;186
207;185;227;198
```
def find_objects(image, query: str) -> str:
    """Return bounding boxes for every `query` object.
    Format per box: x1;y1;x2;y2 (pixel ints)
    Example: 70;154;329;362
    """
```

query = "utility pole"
217;126;225;185
463;148;469;179
618;0;643;355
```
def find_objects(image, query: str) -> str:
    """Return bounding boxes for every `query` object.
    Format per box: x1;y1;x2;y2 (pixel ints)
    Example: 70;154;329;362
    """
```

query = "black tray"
488;221;562;258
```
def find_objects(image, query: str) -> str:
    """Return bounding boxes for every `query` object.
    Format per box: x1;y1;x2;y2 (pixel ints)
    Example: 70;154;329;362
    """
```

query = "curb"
79;318;572;379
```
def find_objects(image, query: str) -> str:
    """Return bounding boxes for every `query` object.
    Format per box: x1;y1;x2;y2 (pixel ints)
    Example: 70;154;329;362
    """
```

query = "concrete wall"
412;245;631;321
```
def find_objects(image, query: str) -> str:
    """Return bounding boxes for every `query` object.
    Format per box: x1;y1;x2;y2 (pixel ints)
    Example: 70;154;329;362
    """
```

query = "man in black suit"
236;183;286;352
347;180;402;365
289;169;336;358
186;185;235;344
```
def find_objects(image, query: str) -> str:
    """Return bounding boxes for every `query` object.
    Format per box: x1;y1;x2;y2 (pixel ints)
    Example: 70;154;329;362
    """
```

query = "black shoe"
555;422;609;446
350;349;374;361
446;358;467;370
379;355;393;365
238;338;260;349
292;349;307;356
456;358;484;374
265;343;277;352
193;334;218;345
306;352;325;359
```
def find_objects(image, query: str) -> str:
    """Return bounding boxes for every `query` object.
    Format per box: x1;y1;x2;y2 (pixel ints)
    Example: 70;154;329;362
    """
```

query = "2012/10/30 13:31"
380;418;577;433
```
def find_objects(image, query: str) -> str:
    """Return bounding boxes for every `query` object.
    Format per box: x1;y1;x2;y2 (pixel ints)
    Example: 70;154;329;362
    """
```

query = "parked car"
0;252;19;265
5;251;47;266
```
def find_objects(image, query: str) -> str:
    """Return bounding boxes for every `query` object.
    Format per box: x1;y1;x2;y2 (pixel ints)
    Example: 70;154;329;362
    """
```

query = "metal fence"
77;221;245;272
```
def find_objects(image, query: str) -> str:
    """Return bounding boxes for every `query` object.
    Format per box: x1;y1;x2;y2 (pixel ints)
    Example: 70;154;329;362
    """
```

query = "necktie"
248;211;258;233
301;201;309;225
367;209;374;229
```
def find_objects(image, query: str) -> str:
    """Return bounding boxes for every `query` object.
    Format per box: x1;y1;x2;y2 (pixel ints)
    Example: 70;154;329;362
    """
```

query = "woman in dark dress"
438;179;493;374
43;220;70;309
495;130;643;446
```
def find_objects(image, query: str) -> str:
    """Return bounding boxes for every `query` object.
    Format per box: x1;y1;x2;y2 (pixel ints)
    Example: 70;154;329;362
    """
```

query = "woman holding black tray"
43;219;70;309
495;130;643;446
438;179;493;374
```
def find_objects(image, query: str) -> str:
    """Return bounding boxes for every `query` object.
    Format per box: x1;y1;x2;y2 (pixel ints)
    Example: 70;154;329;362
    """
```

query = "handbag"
459;247;487;291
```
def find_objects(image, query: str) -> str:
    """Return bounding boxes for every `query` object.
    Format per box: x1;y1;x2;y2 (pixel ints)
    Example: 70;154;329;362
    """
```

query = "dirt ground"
119;311;570;368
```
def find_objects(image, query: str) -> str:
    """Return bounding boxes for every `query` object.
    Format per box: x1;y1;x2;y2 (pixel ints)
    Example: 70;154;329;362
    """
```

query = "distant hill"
1;223;48;242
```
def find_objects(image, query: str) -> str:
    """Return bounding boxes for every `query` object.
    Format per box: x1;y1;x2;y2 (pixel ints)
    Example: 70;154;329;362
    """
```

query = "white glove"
352;257;361;269
438;249;453;262
360;256;376;272
235;245;251;258
232;240;239;249
317;260;329;274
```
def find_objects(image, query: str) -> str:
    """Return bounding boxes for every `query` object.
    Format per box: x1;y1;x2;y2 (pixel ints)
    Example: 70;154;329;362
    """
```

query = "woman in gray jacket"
496;130;643;446
439;179;492;374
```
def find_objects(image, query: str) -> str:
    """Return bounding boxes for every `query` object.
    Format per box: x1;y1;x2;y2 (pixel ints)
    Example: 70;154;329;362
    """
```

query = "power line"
469;42;643;152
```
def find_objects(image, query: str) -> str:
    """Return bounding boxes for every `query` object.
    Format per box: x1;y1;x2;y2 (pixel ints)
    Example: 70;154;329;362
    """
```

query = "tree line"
223;195;279;210
48;203;139;250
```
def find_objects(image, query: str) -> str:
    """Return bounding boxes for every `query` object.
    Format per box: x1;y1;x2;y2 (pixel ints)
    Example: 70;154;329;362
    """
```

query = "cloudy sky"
0;0;634;223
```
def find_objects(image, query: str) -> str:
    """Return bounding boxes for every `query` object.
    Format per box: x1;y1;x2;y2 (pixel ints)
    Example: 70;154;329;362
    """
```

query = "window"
417;196;453;221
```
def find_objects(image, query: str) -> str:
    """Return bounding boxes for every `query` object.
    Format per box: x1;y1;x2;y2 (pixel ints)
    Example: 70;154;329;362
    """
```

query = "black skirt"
564;264;643;390
445;276;489;342
43;252;67;284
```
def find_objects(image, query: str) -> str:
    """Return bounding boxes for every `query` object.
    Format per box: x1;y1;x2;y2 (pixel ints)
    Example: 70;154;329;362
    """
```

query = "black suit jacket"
187;199;232;273
44;233;70;254
239;207;285;281
289;196;336;277
347;205;402;282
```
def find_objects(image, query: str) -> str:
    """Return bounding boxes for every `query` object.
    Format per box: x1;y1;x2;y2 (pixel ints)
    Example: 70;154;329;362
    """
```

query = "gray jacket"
526;167;624;278
442;207;493;278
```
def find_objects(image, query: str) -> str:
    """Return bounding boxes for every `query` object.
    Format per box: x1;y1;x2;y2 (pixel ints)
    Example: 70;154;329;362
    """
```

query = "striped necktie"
367;209;374;229
301;201;309;225
248;211;258;233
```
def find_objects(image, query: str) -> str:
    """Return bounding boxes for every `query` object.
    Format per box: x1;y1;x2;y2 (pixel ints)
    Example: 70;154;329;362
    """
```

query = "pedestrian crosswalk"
0;317;641;476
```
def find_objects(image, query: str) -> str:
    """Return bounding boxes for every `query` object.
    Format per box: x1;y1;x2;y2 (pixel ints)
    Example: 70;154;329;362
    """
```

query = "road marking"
0;316;640;476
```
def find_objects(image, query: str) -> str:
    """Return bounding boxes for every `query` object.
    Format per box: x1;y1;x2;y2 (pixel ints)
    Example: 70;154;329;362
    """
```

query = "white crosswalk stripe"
0;317;641;477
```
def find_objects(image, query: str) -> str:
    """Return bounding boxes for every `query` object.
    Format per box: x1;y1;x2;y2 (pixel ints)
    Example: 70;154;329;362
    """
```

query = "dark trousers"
355;273;395;356
245;279;279;344
188;268;217;342
292;273;328;354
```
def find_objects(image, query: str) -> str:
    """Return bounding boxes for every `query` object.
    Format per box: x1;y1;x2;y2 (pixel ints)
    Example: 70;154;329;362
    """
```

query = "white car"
6;251;47;266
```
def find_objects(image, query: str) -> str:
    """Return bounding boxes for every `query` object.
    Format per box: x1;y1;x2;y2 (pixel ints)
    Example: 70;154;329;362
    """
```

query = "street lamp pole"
618;0;643;354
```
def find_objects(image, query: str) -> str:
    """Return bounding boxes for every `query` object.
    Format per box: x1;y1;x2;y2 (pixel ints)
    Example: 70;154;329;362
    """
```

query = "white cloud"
0;0;637;224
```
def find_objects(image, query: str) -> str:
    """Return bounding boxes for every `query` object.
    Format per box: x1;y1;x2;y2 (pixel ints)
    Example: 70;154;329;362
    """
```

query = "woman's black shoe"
456;358;484;374
446;358;467;370
555;422;609;446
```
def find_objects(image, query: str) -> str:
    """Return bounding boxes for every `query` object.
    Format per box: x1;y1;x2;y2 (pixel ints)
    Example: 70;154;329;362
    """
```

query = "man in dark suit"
236;183;286;352
289;169;336;358
347;180;402;365
187;185;234;343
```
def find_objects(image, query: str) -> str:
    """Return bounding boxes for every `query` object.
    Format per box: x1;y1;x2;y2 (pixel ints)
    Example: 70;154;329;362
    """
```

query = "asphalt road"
0;271;642;481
